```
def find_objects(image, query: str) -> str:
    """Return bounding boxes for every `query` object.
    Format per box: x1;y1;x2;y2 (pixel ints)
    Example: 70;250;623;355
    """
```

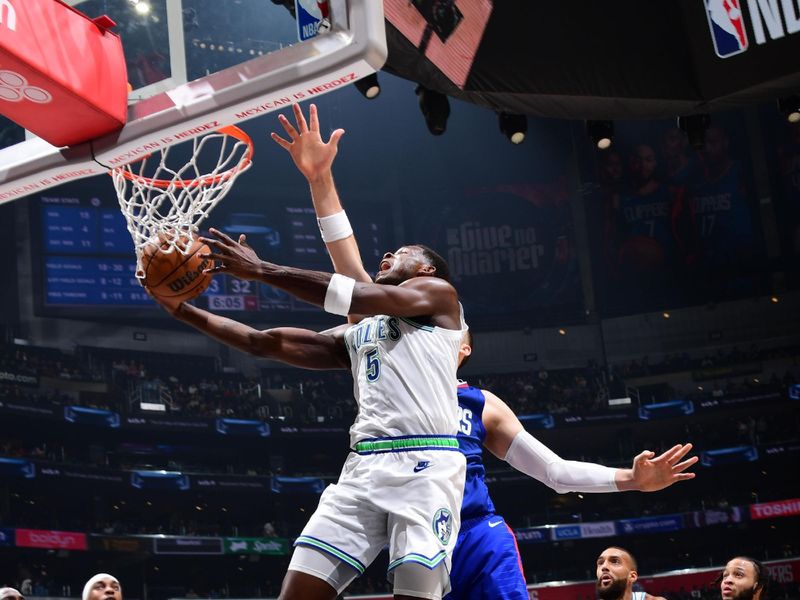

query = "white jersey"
632;592;646;600
344;313;465;446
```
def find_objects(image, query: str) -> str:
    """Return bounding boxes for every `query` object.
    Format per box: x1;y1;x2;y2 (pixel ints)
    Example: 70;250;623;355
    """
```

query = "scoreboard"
41;196;150;306
37;194;391;317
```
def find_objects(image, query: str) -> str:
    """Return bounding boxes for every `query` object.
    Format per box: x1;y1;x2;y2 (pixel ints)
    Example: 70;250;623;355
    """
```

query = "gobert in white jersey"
149;140;468;599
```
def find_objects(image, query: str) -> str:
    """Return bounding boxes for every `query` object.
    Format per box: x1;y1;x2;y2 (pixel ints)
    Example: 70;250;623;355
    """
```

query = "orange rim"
112;125;254;189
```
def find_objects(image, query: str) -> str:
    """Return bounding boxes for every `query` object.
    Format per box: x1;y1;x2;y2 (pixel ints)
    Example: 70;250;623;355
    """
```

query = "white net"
110;126;253;275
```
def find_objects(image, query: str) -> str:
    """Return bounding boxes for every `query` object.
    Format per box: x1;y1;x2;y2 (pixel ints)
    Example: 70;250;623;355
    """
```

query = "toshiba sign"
15;528;87;550
749;498;800;520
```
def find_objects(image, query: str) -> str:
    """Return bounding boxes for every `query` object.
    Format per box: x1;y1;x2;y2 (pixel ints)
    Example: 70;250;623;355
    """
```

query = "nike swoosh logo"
488;520;503;528
413;463;431;473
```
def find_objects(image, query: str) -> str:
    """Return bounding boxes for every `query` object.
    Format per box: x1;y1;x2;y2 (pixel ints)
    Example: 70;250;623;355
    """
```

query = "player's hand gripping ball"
141;235;212;303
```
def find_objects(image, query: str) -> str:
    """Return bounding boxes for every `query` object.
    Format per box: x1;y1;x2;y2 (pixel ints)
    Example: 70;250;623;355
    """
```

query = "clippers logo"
0;70;52;104
705;0;749;57
0;0;16;31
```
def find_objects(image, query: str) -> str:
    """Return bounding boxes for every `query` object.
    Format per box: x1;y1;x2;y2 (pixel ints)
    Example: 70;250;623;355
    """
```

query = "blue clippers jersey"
618;183;677;258
457;382;496;521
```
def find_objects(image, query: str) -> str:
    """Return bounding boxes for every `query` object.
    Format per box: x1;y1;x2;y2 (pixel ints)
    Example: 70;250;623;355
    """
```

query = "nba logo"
704;0;749;57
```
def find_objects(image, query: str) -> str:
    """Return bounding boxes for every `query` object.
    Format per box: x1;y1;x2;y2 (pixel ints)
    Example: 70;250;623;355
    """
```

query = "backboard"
0;0;386;203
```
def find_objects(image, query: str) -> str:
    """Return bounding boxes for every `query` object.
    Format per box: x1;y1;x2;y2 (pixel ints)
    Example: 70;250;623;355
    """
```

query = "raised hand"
270;103;345;183
199;228;265;281
630;443;698;492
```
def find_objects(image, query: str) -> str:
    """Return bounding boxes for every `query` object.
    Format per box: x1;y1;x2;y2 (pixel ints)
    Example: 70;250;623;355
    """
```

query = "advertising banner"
513;527;549;544
0;400;57;418
153;536;223;555
191;474;270;492
617;514;684;535
124;415;212;432
551;525;581;541
38;464;125;484
0;369;39;387
223;537;289;555
579;521;616;539
16;528;87;550
750;498;800;521
91;535;149;553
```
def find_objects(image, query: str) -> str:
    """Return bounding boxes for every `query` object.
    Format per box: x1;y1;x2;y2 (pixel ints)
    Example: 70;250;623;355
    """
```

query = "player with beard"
272;104;698;600
595;547;665;600
717;556;769;600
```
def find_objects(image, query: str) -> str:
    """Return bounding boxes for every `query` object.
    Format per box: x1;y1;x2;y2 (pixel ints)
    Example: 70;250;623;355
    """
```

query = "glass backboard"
0;0;386;203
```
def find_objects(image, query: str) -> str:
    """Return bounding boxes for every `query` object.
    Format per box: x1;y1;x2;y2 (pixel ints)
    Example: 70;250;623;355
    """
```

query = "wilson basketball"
142;237;213;302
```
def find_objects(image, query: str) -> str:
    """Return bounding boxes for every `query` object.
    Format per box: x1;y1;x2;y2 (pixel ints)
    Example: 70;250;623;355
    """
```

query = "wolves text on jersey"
347;316;402;352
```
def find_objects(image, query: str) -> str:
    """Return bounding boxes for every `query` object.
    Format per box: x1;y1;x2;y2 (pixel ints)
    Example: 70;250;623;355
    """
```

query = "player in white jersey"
151;230;467;596
596;547;666;600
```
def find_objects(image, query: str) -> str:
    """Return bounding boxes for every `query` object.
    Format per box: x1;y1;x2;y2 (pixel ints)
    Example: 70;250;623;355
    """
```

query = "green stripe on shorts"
387;550;447;572
295;535;365;574
353;436;459;454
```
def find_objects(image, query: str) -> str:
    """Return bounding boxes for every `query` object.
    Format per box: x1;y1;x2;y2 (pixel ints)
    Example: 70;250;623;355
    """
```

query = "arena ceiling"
382;0;800;119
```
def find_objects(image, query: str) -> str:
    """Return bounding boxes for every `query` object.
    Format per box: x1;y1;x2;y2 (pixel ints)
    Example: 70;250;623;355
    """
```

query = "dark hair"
715;557;769;594
459;329;473;370
415;244;451;282
603;546;638;571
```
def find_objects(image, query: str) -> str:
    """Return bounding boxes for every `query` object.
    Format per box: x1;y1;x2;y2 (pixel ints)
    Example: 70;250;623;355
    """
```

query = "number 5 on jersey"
365;348;381;382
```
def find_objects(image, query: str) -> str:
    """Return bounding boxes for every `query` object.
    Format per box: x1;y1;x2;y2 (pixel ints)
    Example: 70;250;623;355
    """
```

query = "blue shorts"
445;514;527;600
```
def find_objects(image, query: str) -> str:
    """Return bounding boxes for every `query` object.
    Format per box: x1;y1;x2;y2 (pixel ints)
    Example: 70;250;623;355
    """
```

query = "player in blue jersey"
690;126;755;271
447;335;696;600
272;104;699;599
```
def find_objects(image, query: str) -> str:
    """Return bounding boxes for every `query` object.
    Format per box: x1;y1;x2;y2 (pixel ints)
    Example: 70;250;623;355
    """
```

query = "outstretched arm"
199;229;461;328
152;298;349;370
271;103;371;285
481;390;697;493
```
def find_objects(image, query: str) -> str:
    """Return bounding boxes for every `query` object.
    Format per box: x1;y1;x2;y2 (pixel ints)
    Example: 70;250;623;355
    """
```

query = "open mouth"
379;260;391;271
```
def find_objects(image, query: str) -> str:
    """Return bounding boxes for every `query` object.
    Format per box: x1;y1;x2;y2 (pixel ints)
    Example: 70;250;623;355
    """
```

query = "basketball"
141;236;213;302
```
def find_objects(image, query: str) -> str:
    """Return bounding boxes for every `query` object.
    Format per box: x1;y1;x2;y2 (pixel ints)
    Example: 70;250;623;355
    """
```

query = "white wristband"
318;211;353;243
324;273;356;316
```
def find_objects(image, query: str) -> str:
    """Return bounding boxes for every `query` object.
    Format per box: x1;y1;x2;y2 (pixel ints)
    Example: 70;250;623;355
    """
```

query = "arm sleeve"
503;430;619;494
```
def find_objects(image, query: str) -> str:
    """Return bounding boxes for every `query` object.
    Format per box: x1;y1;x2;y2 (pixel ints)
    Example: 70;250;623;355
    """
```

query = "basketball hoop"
110;125;253;276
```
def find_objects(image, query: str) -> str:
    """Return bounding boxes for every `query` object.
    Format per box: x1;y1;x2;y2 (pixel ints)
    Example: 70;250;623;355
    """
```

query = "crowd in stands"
2;342;799;425
614;343;800;379
0;345;104;382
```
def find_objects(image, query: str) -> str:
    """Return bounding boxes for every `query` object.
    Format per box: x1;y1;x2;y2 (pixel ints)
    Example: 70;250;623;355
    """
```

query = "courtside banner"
0;399;57;418
153;536;223;555
513;527;548;544
124;415;212;432
38;464;125;485
191;474;270;492
750;498;800;520
16;528;87;550
617;514;684;535
0;369;38;387
551;525;581;541
223;537;289;555
579;521;616;538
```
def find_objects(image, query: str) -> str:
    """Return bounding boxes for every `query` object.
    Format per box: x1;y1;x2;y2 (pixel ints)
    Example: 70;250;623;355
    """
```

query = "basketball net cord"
110;126;253;277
